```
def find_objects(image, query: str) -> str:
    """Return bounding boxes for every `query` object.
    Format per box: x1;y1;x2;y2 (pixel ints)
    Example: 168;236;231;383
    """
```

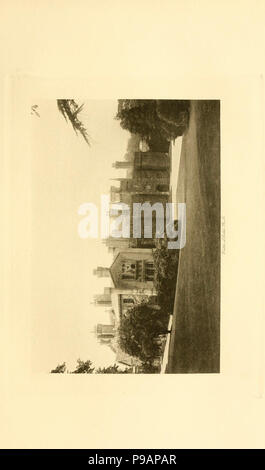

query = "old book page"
0;0;264;449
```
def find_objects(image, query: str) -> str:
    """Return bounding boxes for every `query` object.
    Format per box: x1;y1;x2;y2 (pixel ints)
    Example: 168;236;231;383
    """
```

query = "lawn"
167;100;220;373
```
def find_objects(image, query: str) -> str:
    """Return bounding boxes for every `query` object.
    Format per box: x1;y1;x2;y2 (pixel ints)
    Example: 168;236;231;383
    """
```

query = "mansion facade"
93;148;171;367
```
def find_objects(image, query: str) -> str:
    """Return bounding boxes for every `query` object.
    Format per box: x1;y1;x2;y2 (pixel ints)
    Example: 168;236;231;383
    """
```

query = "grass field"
167;100;220;373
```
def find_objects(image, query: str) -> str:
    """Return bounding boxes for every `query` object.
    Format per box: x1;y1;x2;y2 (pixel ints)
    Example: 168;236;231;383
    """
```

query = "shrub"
153;236;179;313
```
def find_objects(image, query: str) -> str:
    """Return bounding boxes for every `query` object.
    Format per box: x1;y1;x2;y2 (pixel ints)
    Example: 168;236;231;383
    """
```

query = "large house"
108;150;171;249
93;148;171;365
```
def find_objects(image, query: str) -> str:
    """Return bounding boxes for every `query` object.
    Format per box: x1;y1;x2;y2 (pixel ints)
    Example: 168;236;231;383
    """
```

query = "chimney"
93;267;110;278
112;161;133;169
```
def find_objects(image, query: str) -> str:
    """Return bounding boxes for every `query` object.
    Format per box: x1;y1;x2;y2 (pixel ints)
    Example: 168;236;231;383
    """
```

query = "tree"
50;362;66;373
118;301;169;362
138;361;160;374
31;99;90;145
115;99;189;142
115;100;158;138
156;100;189;132
96;364;131;374
71;359;95;374
57;99;90;145
49;360;133;374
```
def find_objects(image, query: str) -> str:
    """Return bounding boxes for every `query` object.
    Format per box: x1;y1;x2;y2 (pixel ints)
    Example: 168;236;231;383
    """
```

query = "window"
121;261;136;280
122;298;134;304
121;296;135;318
121;260;154;281
145;261;155;281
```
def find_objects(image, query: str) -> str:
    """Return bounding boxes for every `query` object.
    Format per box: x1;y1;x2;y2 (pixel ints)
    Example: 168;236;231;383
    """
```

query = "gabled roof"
109;251;122;287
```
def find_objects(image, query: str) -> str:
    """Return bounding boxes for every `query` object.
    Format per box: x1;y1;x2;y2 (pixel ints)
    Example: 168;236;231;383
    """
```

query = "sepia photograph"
31;98;220;374
1;0;264;454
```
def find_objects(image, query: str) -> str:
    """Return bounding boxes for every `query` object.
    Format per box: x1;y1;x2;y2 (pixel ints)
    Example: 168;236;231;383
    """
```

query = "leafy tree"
138;361;160;374
116;100;158;138
118;301;169;362
50;360;133;374
57;99;90;145
156;100;189;130
115;99;189;142
50;362;66;373
96;364;131;374
71;359;95;374
31;99;90;145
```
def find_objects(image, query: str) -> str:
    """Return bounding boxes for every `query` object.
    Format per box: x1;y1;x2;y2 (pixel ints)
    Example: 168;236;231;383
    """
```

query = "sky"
31;100;130;372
